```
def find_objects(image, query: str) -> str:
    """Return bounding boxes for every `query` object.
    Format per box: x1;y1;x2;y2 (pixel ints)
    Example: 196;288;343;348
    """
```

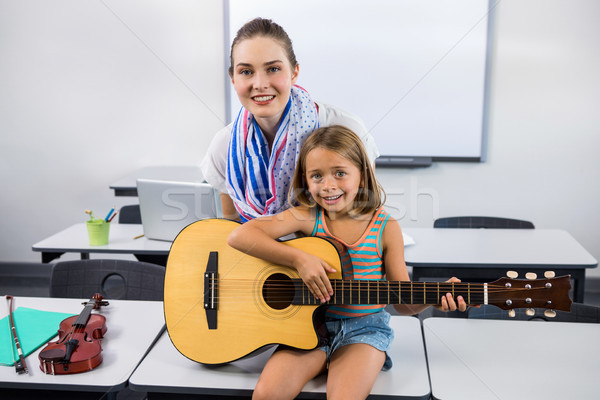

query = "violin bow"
5;295;28;374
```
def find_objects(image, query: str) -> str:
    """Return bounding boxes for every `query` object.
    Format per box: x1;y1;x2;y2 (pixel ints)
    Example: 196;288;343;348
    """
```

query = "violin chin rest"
39;348;66;363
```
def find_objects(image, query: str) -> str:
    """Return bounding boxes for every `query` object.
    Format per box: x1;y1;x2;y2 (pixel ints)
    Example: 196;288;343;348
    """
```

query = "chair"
467;303;600;323
118;204;167;266
49;259;165;301
434;216;534;229
118;204;142;224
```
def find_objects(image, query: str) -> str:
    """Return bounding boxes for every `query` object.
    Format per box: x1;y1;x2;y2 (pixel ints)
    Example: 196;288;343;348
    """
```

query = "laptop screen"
136;178;221;241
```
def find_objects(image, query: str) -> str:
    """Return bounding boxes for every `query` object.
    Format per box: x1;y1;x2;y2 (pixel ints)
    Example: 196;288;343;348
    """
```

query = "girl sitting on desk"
228;125;467;400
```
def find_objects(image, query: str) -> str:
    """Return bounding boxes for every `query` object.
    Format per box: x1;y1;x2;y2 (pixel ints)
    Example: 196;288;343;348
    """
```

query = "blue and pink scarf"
226;85;319;221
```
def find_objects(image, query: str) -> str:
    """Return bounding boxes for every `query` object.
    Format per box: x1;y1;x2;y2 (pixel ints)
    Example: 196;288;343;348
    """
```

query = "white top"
109;166;204;196
0;297;165;392
424;317;600;400
32;223;172;255
200;102;380;193
403;228;597;268
129;316;429;398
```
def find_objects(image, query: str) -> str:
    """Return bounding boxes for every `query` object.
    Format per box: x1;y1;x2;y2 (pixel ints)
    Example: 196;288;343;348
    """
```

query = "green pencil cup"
86;219;110;246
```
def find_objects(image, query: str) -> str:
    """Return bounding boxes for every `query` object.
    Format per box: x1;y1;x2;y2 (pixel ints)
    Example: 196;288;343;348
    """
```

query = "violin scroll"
87;293;109;309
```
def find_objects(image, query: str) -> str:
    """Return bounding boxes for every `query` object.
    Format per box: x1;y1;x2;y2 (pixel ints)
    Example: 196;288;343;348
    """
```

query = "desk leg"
80;252;90;260
571;270;585;304
41;252;64;263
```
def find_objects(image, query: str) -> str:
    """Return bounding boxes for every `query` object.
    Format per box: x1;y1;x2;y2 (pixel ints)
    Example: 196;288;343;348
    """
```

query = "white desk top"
0;296;165;392
403;228;597;268
109;166;204;196
33;225;597;270
129;316;430;399
32;223;171;255
423;317;600;400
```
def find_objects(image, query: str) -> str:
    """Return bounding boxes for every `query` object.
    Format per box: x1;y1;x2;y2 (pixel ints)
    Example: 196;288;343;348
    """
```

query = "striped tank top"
311;207;390;319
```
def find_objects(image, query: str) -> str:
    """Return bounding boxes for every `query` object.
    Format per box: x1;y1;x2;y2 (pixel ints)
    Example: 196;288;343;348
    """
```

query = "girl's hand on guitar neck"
292;251;336;303
434;277;469;312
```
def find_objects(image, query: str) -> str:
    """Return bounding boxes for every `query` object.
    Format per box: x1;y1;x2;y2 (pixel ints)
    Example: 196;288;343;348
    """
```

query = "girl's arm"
227;207;336;302
381;218;468;315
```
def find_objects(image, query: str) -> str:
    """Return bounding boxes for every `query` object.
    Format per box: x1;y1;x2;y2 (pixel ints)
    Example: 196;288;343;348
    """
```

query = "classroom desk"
109;165;204;197
0;296;165;397
128;316;431;399
32;223;171;263
423;317;600;400
404;228;597;303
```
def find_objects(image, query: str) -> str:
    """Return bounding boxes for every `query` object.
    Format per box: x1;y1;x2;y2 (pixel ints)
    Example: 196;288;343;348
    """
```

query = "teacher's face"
231;36;299;135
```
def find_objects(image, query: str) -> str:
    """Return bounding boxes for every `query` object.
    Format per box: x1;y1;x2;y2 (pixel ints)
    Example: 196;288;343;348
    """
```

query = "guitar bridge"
204;251;218;330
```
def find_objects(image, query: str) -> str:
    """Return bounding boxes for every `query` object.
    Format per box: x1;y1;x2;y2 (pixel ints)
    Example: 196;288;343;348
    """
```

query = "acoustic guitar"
164;218;572;365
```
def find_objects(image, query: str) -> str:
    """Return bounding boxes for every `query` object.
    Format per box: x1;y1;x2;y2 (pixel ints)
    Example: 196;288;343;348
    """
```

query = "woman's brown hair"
229;17;298;77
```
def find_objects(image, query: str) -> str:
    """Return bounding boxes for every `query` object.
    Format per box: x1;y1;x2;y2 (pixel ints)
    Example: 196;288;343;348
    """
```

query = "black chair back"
118;204;142;224
50;259;165;301
434;216;534;229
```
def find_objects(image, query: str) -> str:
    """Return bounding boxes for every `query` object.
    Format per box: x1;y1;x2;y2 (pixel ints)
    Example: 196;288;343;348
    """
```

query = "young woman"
228;125;467;400
200;18;379;222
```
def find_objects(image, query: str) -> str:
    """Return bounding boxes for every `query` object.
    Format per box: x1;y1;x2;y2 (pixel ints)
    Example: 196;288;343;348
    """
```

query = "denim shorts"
319;310;394;370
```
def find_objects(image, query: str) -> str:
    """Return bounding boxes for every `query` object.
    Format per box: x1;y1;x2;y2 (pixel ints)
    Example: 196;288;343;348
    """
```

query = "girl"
200;18;379;222
228;125;467;400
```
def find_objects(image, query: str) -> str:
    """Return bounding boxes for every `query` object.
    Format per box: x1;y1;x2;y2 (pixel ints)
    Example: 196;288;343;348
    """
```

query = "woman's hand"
435;276;469;312
293;252;336;303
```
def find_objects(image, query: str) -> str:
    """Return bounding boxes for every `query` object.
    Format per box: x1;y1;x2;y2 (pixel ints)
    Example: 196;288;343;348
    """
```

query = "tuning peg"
525;308;535;316
506;270;518;279
525;272;537;280
544;310;557;318
544;271;556;278
508;310;516;318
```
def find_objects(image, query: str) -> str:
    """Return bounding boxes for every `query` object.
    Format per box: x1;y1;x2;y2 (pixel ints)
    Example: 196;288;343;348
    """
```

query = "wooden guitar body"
164;218;340;365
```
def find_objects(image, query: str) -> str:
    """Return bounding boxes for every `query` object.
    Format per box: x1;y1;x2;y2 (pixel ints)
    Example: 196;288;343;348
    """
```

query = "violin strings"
59;301;96;344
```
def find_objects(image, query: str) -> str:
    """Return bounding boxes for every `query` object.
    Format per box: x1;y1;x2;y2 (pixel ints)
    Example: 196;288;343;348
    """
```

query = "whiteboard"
226;0;493;163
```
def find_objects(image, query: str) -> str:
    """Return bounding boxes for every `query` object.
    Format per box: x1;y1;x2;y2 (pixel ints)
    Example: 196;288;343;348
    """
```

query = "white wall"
1;1;599;275
0;0;226;262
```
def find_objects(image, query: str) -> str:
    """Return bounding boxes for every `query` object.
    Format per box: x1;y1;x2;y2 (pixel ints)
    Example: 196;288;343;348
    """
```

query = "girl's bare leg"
252;347;327;400
326;343;386;400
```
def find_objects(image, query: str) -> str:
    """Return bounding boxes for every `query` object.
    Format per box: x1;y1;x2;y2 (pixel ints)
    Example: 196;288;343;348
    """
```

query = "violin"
39;294;109;375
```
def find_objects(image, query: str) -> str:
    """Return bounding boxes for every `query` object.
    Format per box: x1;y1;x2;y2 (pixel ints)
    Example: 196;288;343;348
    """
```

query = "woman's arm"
381;218;467;315
220;193;241;221
227;207;336;302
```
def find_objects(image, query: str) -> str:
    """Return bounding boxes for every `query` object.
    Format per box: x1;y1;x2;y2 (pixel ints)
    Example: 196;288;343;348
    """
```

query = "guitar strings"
205;280;553;304
211;279;546;293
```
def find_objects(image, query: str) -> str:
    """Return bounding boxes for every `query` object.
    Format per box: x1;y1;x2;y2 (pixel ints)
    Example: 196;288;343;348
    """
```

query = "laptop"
136;178;221;241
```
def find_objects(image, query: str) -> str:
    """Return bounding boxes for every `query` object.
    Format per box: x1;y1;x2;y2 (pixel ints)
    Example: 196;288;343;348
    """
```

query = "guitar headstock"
487;272;572;313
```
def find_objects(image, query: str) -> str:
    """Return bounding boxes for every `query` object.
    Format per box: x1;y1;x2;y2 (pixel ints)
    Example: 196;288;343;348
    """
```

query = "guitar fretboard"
293;280;486;306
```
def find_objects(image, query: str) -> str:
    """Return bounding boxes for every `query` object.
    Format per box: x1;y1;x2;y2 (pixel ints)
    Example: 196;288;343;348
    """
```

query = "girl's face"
230;36;299;135
304;147;363;217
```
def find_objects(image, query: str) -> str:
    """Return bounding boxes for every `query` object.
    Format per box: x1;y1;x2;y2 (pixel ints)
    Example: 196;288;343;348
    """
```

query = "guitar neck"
293;280;486;306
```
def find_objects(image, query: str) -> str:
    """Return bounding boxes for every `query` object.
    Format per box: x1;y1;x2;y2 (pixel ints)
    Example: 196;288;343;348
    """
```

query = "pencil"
107;210;118;223
104;208;115;222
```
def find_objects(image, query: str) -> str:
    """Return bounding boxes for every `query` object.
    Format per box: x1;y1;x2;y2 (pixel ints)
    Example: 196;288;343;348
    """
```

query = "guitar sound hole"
263;273;294;310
